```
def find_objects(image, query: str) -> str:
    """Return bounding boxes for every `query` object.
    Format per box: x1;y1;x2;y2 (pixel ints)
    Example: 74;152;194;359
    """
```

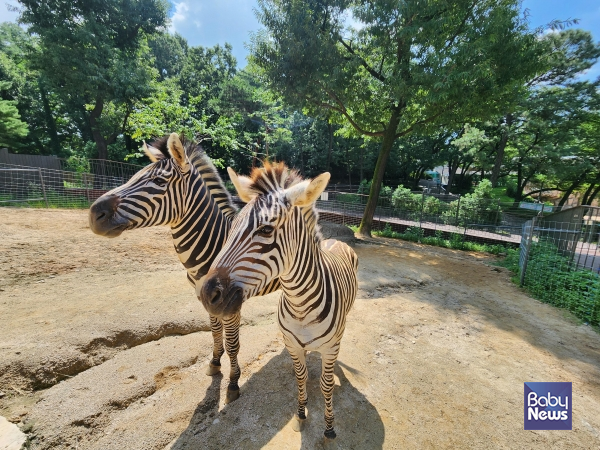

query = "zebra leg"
288;346;308;432
320;347;340;440
206;315;224;376
223;313;241;404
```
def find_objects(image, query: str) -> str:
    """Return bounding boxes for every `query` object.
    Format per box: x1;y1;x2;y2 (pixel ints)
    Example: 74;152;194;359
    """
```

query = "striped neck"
279;207;325;308
170;164;232;283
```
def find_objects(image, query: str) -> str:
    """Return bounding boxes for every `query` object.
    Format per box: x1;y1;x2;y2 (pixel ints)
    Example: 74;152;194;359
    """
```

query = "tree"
488;28;600;187
251;0;544;236
148;32;188;81
179;43;237;115
0;95;28;147
18;0;168;159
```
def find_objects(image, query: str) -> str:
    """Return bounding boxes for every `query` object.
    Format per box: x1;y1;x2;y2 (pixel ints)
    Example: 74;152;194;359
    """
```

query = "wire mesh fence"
0;162;140;209
518;206;600;325
316;190;558;247
59;158;145;181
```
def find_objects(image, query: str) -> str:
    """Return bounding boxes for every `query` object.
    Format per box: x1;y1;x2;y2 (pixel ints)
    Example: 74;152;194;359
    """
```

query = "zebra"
89;133;279;404
199;161;358;439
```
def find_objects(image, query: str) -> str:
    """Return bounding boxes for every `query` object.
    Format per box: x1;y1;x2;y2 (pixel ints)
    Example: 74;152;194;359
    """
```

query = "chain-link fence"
0;162;140;208
316;190;557;247
518;206;600;325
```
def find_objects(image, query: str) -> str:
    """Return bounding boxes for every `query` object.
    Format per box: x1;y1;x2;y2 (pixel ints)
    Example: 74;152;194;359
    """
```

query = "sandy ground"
1;208;600;449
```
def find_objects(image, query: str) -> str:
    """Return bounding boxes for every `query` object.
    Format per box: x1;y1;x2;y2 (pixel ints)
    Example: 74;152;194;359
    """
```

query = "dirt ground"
1;208;600;450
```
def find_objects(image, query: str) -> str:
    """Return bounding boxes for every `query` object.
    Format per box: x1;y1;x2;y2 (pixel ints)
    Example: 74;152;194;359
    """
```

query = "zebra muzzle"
89;194;128;238
199;269;245;318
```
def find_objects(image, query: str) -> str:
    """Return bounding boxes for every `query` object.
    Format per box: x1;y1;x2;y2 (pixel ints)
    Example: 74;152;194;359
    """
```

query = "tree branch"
443;0;477;51
337;37;386;83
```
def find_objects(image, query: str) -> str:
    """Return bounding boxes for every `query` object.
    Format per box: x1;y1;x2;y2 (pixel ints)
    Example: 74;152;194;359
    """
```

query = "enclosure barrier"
315;190;553;247
0;162;139;208
517;206;600;325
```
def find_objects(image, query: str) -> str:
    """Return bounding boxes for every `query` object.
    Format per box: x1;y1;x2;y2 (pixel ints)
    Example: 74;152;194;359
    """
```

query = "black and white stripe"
201;162;358;438
89;133;278;403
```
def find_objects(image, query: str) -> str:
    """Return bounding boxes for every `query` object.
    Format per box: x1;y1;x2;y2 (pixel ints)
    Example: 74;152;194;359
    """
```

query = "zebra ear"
143;141;165;163
286;172;330;207
227;167;256;203
167;133;189;170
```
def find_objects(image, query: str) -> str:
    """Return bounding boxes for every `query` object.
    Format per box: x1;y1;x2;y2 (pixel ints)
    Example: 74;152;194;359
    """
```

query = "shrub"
443;179;499;226
524;240;600;326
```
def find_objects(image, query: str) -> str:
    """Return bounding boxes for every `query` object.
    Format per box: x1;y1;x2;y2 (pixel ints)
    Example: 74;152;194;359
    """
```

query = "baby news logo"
524;382;572;430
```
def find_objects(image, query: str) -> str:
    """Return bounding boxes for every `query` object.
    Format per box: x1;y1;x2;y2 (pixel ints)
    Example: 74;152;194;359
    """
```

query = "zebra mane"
149;135;238;220
249;161;323;243
247;160;304;195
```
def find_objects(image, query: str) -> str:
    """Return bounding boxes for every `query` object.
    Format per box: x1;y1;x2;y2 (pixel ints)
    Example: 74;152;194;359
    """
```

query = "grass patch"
490;186;515;203
352;224;509;255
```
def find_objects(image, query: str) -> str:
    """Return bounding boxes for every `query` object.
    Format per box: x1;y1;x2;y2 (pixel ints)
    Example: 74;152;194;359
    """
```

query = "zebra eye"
257;225;274;236
154;177;168;187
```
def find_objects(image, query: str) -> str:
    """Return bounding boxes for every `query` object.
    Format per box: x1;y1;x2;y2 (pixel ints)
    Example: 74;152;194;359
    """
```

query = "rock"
318;221;356;245
0;415;27;450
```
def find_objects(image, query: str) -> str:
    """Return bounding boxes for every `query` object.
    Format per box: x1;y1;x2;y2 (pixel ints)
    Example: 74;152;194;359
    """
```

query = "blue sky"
1;0;599;78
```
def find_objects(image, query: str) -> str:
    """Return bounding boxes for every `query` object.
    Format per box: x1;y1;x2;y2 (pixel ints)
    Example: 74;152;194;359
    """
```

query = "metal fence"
316;190;557;247
518;206;600;325
59;158;145;181
0;162;139;208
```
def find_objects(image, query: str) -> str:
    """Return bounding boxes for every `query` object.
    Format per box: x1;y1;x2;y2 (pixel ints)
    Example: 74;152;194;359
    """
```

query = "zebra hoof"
292;415;306;432
225;387;240;404
324;428;337;440
206;363;221;376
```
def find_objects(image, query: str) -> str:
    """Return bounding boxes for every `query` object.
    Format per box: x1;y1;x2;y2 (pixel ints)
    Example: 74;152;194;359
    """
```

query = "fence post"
519;216;537;287
84;173;91;204
38;168;49;208
495;199;501;227
454;195;461;227
419;190;425;230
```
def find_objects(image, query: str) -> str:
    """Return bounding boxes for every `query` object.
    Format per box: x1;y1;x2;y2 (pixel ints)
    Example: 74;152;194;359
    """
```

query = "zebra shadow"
171;350;385;450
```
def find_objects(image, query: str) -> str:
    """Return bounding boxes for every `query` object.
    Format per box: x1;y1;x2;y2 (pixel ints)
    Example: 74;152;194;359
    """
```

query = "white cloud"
0;0;21;23
169;1;191;33
167;0;260;66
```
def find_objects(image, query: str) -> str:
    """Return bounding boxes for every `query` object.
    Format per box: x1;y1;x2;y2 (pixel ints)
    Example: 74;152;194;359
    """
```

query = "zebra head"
89;133;196;237
198;162;330;318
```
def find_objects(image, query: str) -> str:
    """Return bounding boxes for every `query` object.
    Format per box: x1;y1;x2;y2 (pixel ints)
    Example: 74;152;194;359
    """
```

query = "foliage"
0;96;28;146
17;0;169;159
523;241;600;326
251;0;544;235
357;223;511;255
443;180;499;226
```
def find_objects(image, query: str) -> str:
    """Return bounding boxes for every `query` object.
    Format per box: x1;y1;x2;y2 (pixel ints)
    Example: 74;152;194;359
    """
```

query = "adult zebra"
89;133;279;403
199;162;358;439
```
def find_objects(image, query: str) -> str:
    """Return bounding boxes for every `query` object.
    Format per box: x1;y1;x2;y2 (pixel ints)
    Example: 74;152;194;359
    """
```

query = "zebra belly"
278;313;345;352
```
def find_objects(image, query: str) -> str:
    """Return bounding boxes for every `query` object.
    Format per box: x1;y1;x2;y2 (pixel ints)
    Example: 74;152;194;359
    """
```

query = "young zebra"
199;162;358;439
89;133;279;403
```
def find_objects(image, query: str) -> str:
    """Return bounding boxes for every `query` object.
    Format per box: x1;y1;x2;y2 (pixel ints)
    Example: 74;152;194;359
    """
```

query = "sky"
1;0;599;78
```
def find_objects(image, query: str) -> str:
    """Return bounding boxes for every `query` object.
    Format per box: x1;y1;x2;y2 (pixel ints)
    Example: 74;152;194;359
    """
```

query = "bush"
524;240;600;326
442;179;499;226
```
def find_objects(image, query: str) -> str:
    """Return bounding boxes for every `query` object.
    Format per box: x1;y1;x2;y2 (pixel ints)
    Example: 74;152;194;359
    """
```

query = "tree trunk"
447;160;459;194
88;97;108;160
558;170;589;207
584;184;600;206
359;145;364;182
357;109;400;237
38;77;61;156
513;164;524;205
326;122;333;172
345;145;351;186
582;174;600;205
490;114;512;188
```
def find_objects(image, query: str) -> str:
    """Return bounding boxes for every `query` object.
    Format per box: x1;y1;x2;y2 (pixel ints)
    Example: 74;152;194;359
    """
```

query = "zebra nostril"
210;288;222;305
